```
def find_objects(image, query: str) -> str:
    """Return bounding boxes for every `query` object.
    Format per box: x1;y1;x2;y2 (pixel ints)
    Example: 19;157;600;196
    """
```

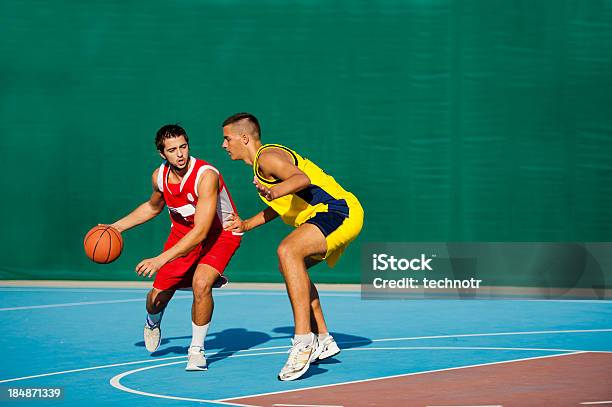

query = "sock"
318;332;331;341
294;333;315;346
190;322;210;349
146;311;163;327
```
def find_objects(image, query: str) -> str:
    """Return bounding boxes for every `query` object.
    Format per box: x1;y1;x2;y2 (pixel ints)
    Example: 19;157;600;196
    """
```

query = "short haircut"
222;112;261;138
155;124;189;152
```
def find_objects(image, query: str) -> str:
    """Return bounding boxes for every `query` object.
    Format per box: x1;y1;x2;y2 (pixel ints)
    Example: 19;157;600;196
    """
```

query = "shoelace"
286;344;311;369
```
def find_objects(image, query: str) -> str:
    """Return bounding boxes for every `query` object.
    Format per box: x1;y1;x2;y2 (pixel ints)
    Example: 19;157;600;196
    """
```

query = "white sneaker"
143;322;161;353
315;335;341;361
186;346;207;371
277;337;321;381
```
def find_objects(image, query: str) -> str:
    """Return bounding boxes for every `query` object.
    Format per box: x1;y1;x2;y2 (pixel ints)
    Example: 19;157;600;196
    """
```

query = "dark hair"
222;112;261;137
155;124;189;152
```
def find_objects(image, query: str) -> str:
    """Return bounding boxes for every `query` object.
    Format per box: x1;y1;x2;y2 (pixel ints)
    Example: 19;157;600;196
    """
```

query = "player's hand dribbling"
253;176;275;201
224;213;247;233
97;223;123;233
136;256;165;278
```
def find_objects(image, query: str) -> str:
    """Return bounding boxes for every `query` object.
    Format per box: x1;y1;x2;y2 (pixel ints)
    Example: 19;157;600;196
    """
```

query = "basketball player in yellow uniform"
221;113;364;381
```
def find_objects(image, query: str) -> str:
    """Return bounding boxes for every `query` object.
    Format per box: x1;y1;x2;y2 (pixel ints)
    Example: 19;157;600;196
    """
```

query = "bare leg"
277;224;327;335
309;280;330;335
184;265;219;370
146;288;175;314
191;264;220;325
304;257;329;335
143;288;174;353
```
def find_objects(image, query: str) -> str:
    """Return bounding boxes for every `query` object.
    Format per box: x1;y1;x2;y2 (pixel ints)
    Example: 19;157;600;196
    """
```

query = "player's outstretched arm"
224;206;279;233
255;149;310;201
136;169;219;277
109;169;166;233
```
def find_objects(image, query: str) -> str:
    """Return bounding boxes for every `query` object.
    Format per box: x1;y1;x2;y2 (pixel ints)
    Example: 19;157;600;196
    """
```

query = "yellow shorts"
305;197;364;267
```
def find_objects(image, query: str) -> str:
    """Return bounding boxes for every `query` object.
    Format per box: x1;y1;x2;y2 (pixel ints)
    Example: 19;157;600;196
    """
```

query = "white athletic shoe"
315;335;341;361
143;322;161;353
277;337;321;381
185;346;208;371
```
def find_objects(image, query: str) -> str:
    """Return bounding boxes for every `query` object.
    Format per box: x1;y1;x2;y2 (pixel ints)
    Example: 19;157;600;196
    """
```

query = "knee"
192;277;213;301
147;289;171;313
277;240;299;263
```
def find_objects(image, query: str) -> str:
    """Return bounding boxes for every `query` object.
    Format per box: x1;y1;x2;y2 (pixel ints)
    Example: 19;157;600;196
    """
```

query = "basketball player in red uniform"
107;124;241;371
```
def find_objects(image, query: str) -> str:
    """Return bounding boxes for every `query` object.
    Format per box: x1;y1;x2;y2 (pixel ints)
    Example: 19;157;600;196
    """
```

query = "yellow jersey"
253;144;360;228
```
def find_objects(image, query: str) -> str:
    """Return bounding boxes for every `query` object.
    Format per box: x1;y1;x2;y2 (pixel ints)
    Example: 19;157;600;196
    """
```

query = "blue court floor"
1;286;611;406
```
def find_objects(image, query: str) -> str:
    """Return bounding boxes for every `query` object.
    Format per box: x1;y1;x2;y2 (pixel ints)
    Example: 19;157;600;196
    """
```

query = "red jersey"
156;157;239;239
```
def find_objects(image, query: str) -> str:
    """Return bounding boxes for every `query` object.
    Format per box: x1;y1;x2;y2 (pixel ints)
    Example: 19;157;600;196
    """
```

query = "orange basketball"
84;225;123;264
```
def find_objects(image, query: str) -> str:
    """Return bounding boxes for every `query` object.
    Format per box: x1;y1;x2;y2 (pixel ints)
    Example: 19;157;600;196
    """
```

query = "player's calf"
146;288;174;314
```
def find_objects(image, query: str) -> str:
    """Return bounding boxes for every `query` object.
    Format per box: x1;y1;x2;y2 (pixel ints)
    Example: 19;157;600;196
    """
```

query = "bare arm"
224;206;278;234
224;148;308;233
110;169;165;233
136;169;219;277
254;149;311;201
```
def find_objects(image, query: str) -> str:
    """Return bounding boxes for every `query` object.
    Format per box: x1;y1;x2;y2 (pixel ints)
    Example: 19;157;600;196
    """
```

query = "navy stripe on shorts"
305;211;347;237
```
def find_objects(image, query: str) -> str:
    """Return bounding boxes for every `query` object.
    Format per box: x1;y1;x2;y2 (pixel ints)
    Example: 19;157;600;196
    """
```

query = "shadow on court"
133;326;372;371
272;326;373;350
134;328;272;362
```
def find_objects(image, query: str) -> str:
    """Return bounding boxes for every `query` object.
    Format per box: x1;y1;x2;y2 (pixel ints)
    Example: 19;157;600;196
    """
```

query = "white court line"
427;405;502;407
0;288;357;298
361;328;612;343
239;328;612;354
0;354;188;384
109;351;290;407
0;287;357;296
0;296;189;311
354;294;611;302
0;288;149;293
0;293;242;312
111;348;581;404
4;287;612;301
348;346;586;352
0;349;288;384
6;287;612;303
581;402;612;405
217;352;586;402
3;328;612;383
0;291;353;312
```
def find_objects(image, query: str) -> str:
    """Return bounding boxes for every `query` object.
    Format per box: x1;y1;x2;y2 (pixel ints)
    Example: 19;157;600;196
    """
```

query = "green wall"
1;1;611;284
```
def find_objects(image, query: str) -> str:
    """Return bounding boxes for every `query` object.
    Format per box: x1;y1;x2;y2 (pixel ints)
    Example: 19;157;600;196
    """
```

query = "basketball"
84;225;123;264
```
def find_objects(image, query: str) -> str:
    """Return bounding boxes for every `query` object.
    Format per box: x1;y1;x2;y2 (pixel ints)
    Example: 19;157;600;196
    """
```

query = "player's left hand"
224;213;247;233
136;256;165;278
253;176;275;201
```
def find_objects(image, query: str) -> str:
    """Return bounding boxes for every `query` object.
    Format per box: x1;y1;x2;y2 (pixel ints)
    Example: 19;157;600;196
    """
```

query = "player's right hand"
223;213;247;233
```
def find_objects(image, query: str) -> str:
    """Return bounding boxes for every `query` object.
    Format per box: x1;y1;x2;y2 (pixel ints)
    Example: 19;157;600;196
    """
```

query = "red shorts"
153;231;241;291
